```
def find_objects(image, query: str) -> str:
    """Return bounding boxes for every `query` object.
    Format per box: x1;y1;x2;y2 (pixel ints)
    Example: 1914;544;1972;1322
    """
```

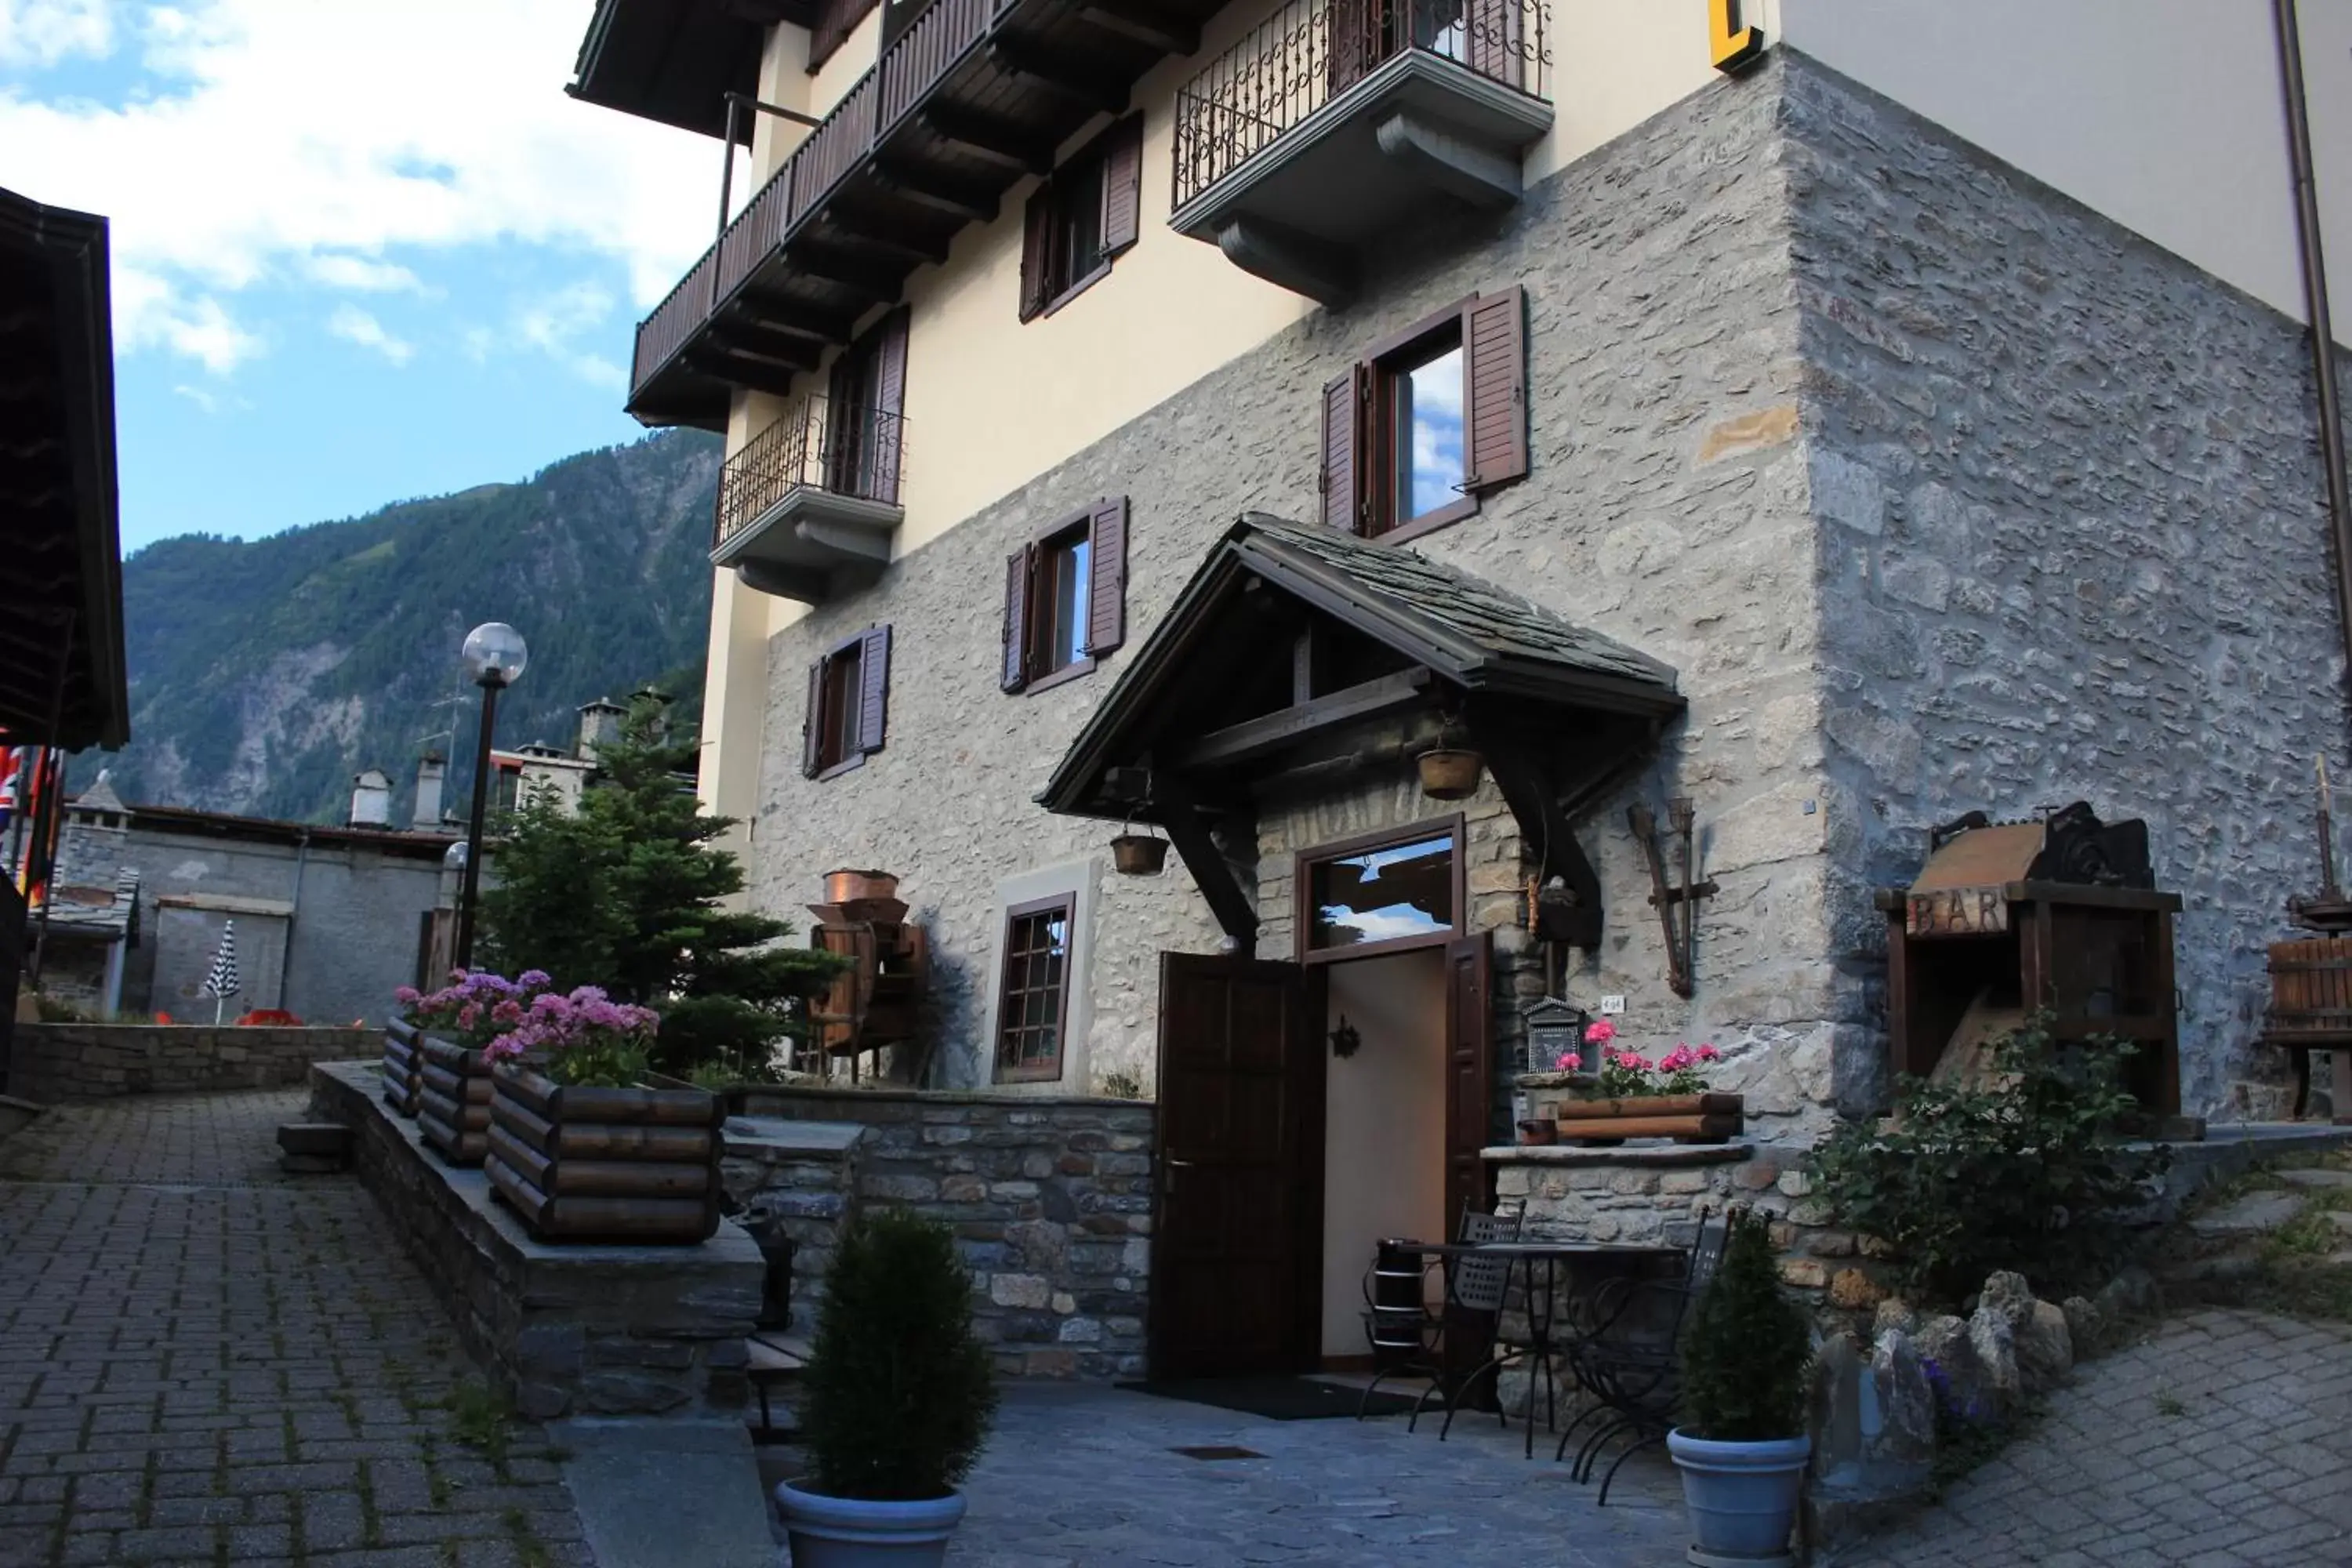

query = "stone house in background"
572;0;2351;1374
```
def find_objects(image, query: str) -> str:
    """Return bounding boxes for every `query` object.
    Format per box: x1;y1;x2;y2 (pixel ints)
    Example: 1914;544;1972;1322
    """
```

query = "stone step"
277;1122;352;1157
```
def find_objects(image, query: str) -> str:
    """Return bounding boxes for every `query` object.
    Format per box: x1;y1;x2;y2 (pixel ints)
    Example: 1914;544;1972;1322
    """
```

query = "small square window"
802;626;892;780
995;895;1075;1083
1003;499;1127;695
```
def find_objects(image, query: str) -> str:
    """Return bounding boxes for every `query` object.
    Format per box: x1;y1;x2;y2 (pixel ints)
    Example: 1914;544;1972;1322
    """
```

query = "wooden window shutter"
1319;365;1369;534
800;660;825;778
1099;118;1143;258
856;625;892;755
869;311;909;504
1001;547;1034;691
1018;187;1054;322
1462;286;1528;491
1083;495;1129;657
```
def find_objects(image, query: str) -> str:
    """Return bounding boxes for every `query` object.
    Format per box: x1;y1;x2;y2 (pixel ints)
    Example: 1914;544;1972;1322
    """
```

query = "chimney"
349;768;393;829
576;697;628;763
411;752;446;831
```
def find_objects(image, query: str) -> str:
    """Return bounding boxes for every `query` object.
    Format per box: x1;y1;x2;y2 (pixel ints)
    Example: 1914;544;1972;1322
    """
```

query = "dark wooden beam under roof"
870;163;1000;225
1152;770;1258;955
789;247;902;304
728;288;858;345
1077;1;1199;58
816;215;951;268
988;38;1131;116
1180;669;1433;771
920;107;1058;174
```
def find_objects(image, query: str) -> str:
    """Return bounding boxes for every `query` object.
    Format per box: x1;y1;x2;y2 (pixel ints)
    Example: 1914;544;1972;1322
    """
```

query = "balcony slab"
713;487;906;602
1173;48;1553;305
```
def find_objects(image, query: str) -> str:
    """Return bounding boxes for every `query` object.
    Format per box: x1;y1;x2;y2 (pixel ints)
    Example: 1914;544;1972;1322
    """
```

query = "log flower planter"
1553;1092;1745;1146
417;1034;495;1166
381;1016;424;1118
484;1064;725;1245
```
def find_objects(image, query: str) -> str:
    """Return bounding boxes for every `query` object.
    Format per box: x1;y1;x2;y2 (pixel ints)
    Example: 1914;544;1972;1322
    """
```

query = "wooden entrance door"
1151;952;1316;1378
1443;931;1494;1230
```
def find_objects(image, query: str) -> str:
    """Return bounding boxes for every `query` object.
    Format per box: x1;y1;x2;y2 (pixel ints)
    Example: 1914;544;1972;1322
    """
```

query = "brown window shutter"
801;660;825;778
1001;548;1034;691
1018;186;1054;322
869;310;909;504
1319;365;1368;534
1083;495;1129;657
856;625;892;754
1462;286;1528;491
1099;118;1143;257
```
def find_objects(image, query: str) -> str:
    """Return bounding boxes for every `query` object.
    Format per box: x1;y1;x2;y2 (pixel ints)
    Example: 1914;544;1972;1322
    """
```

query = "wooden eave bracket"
1150;769;1258;957
987;38;1130;116
1472;724;1603;949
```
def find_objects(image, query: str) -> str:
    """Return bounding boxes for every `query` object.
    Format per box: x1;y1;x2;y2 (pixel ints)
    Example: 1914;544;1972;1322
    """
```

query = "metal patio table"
1390;1239;1686;1458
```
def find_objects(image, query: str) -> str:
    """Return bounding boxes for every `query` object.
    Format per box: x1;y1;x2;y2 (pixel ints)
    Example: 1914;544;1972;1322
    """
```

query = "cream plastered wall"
1780;0;2352;346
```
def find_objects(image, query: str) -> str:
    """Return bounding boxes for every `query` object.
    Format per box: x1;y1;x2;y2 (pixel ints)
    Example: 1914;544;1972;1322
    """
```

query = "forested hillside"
85;430;720;824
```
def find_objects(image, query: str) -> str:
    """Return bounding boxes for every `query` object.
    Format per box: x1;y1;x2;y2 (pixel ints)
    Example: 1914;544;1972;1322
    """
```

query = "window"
1019;117;1144;320
1321;287;1528;543
1002;496;1128;694
994;894;1075;1082
800;626;893;779
1295;818;1464;963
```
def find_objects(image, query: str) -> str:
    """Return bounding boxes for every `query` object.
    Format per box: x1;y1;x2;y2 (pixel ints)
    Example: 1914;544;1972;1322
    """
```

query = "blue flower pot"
776;1481;967;1568
1665;1428;1809;1566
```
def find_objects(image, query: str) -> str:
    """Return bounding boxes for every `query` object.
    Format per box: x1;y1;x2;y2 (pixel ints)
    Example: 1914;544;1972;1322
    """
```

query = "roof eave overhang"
568;0;808;141
0;189;127;752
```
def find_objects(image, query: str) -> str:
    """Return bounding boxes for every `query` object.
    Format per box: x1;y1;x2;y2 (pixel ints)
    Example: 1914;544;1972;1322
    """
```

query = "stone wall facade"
733;1085;1155;1377
1782;54;2352;1119
9;1022;369;1102
314;1062;765;1421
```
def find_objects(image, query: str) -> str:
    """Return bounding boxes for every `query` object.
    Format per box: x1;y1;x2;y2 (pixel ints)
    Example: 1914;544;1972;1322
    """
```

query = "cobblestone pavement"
953;1382;1690;1566
0;1091;594;1568
1835;1309;2352;1568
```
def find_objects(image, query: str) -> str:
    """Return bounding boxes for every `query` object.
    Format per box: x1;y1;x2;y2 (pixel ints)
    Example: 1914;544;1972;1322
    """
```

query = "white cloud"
305;253;424;292
326;303;413;365
171;381;249;415
0;0;114;67
0;0;713;371
513;280;623;389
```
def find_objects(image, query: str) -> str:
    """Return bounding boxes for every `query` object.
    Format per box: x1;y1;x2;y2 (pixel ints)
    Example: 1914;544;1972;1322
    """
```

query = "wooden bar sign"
1907;885;2008;936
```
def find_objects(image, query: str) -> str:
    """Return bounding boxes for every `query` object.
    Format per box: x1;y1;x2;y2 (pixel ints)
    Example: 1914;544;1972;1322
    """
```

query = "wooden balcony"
711;394;908;601
630;0;1228;430
1169;0;1552;305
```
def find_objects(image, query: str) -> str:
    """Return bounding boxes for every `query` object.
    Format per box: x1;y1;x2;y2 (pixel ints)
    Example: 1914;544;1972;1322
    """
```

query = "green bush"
1802;1017;2169;1304
800;1210;998;1501
1679;1208;1813;1442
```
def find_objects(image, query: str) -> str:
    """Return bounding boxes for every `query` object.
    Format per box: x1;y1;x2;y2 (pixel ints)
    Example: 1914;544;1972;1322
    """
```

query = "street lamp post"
452;622;528;974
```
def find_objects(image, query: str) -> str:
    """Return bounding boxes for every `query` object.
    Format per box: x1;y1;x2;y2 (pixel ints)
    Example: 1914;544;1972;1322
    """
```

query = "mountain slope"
90;430;721;825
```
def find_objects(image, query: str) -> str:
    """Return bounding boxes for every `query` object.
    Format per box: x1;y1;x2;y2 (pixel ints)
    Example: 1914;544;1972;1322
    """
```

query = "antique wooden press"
2259;759;2352;1121
1875;802;2182;1116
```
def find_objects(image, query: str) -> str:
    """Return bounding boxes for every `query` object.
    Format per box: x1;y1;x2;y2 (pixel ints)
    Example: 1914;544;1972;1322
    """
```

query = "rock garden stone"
1872;1298;1917;1338
1965;1306;2020;1410
1869;1329;1936;1466
1977;1269;2035;1328
2015;1299;2074;1391
2186;1190;2304;1236
2093;1265;2158;1321
2060;1294;2107;1357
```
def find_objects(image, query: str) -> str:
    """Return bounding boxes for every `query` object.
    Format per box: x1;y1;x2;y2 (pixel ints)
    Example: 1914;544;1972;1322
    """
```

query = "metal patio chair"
1357;1205;1523;1426
1553;1207;1732;1504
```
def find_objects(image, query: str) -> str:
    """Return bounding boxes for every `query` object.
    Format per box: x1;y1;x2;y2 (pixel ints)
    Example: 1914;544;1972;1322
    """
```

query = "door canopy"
1038;514;1682;953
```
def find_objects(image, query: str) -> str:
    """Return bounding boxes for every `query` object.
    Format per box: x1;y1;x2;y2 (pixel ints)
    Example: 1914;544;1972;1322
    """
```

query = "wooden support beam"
1291;625;1322;705
684;347;801;397
1475;723;1602;948
921;107;1056;174
871;162;999;224
728;288;857;345
1078;1;1199;56
1181;669;1432;771
821;214;950;267
786;249;898;303
1155;772;1257;955
988;38;1129;114
706;318;822;370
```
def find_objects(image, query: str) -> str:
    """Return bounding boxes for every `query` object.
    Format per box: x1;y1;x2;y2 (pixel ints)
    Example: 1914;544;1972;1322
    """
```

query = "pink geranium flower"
1584;1018;1617;1046
1555;1051;1581;1072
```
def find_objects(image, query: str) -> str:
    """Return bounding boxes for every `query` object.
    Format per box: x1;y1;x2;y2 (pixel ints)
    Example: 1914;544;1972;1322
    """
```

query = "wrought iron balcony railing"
1172;0;1550;210
714;394;909;550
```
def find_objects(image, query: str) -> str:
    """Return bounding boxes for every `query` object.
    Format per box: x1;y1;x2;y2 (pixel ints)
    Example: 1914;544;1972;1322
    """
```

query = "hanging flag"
202;920;241;1024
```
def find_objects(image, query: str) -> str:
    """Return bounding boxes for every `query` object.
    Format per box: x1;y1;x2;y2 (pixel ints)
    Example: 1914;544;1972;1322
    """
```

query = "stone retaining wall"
734;1085;1155;1378
12;1022;369;1102
313;1061;765;1421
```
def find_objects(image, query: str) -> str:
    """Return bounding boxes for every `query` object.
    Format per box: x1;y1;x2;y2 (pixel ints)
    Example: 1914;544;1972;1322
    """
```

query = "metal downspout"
2274;0;2352;692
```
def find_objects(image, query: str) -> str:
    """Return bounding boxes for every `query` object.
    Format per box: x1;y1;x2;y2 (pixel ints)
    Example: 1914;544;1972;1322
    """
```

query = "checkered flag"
202;920;241;1023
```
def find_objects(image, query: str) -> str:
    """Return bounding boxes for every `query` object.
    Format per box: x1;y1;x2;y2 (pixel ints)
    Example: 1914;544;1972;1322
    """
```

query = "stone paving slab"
0;1091;596;1568
949;1382;1690;1566
1832;1309;2352;1568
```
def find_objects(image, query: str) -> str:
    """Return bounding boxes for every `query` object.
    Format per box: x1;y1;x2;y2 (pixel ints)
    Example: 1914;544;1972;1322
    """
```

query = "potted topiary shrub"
777;1208;998;1566
1668;1208;1814;1567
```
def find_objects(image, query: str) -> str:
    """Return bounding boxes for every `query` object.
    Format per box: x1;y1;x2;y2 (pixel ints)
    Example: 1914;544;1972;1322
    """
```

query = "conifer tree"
479;696;841;1077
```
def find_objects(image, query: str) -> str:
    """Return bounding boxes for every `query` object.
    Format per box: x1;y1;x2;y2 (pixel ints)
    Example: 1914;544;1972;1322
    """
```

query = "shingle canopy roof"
1039;513;1680;816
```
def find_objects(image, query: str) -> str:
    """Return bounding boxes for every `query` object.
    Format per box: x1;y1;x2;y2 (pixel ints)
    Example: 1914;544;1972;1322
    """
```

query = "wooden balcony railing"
714;394;909;549
1171;0;1550;209
633;0;1018;404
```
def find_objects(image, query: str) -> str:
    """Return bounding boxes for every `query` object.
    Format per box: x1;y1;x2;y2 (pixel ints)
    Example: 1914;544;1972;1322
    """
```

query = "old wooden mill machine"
1875;802;2184;1122
2259;760;2352;1123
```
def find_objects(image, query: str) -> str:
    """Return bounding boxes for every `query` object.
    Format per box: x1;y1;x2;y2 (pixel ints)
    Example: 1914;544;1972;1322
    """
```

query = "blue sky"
0;0;719;553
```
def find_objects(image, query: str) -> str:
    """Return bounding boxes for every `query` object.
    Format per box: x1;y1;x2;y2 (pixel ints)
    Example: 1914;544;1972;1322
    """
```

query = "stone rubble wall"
735;1085;1156;1378
10;1022;369;1102
312;1062;765;1421
1782;49;2352;1117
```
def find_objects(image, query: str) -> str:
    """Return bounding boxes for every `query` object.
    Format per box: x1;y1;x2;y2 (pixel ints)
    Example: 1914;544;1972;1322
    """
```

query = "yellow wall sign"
1710;0;1767;72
